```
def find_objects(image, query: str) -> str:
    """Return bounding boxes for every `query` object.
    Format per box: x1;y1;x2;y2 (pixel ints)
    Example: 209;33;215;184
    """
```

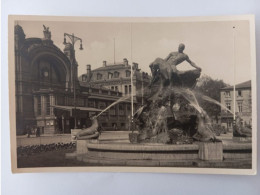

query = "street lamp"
63;33;83;129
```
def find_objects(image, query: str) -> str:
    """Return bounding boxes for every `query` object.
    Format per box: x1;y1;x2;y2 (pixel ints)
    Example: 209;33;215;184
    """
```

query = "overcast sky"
18;20;251;85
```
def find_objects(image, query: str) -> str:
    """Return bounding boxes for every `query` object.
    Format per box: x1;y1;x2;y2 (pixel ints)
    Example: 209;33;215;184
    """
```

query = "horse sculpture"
149;58;201;89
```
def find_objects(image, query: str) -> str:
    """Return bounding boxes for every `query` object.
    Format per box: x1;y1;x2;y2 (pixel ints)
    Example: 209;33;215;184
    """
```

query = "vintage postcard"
9;15;257;174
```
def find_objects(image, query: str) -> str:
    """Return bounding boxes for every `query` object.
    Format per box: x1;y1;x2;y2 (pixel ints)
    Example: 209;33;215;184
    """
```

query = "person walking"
26;125;31;138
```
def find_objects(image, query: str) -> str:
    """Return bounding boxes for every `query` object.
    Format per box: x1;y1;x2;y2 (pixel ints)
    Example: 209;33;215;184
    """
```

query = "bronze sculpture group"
131;43;219;143
75;43;234;143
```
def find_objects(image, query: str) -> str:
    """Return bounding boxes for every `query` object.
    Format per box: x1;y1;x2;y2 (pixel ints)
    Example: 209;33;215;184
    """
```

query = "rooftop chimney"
103;60;107;67
133;62;139;70
86;64;92;81
123;58;128;66
86;64;91;73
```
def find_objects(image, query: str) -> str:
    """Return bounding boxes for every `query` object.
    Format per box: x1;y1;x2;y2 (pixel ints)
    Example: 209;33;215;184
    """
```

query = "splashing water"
184;89;204;114
135;85;223;120
194;92;234;115
153;106;168;134
170;87;205;114
96;94;131;118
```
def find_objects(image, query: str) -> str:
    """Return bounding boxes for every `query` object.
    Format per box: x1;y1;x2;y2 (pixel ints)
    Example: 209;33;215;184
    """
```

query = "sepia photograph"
9;15;257;174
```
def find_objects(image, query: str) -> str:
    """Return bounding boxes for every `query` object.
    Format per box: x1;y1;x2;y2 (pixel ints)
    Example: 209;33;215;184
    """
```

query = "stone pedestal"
76;140;90;154
76;139;99;155
198;142;223;161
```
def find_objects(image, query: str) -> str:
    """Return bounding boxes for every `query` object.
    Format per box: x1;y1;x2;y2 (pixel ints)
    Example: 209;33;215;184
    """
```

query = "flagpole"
130;23;134;131
114;38;115;64
141;71;144;106
233;26;236;130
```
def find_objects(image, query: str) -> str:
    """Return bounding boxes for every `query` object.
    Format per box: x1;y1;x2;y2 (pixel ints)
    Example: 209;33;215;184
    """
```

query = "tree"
195;75;229;122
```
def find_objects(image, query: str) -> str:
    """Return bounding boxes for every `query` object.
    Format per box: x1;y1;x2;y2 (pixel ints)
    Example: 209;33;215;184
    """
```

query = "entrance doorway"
69;117;75;132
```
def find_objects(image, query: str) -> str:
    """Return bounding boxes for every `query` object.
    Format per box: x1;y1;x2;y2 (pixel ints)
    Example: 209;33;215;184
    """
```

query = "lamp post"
63;33;83;129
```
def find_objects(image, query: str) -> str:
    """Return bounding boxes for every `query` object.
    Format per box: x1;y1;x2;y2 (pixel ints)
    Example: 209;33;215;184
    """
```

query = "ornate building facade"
79;59;151;105
15;25;132;135
220;80;252;130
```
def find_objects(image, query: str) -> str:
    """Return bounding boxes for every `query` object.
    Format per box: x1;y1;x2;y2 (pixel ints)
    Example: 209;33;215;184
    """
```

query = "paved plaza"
17;131;235;147
17;130;251;169
16;130;131;147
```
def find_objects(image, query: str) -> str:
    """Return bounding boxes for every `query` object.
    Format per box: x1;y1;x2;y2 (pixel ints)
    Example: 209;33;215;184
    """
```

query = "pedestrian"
26;125;31;138
36;126;41;137
41;126;44;134
113;123;118;131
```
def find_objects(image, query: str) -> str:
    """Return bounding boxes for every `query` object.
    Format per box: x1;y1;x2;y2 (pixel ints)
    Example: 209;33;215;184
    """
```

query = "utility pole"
63;33;83;129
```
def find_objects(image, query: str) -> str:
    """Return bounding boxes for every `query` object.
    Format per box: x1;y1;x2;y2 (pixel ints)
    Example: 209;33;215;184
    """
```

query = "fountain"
129;49;218;144
130;84;218;144
68;44;252;166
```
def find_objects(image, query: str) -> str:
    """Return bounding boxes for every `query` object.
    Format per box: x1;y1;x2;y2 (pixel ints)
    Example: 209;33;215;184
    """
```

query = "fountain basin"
74;139;252;164
77;140;199;160
223;142;252;159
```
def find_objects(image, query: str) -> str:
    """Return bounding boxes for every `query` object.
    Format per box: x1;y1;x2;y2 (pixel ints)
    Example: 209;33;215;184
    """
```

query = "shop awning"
52;105;104;112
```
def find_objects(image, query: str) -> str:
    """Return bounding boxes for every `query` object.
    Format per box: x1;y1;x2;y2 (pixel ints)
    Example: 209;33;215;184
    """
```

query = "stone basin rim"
85;142;199;152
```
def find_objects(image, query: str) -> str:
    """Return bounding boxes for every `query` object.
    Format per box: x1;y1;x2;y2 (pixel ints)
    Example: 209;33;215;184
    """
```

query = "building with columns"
79;59;151;105
220;80;252;130
14;24;133;135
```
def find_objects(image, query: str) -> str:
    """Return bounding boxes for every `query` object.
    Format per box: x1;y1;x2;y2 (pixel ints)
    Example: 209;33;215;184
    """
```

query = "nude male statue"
149;43;202;87
165;43;201;72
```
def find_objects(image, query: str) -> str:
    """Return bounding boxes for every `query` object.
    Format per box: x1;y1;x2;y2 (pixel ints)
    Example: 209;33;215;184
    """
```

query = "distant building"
79;59;151;105
14;24;133;134
220;80;252;130
79;82;135;131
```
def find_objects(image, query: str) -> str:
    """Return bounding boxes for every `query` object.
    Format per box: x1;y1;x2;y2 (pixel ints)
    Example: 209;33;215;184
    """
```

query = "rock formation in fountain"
132;44;218;144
